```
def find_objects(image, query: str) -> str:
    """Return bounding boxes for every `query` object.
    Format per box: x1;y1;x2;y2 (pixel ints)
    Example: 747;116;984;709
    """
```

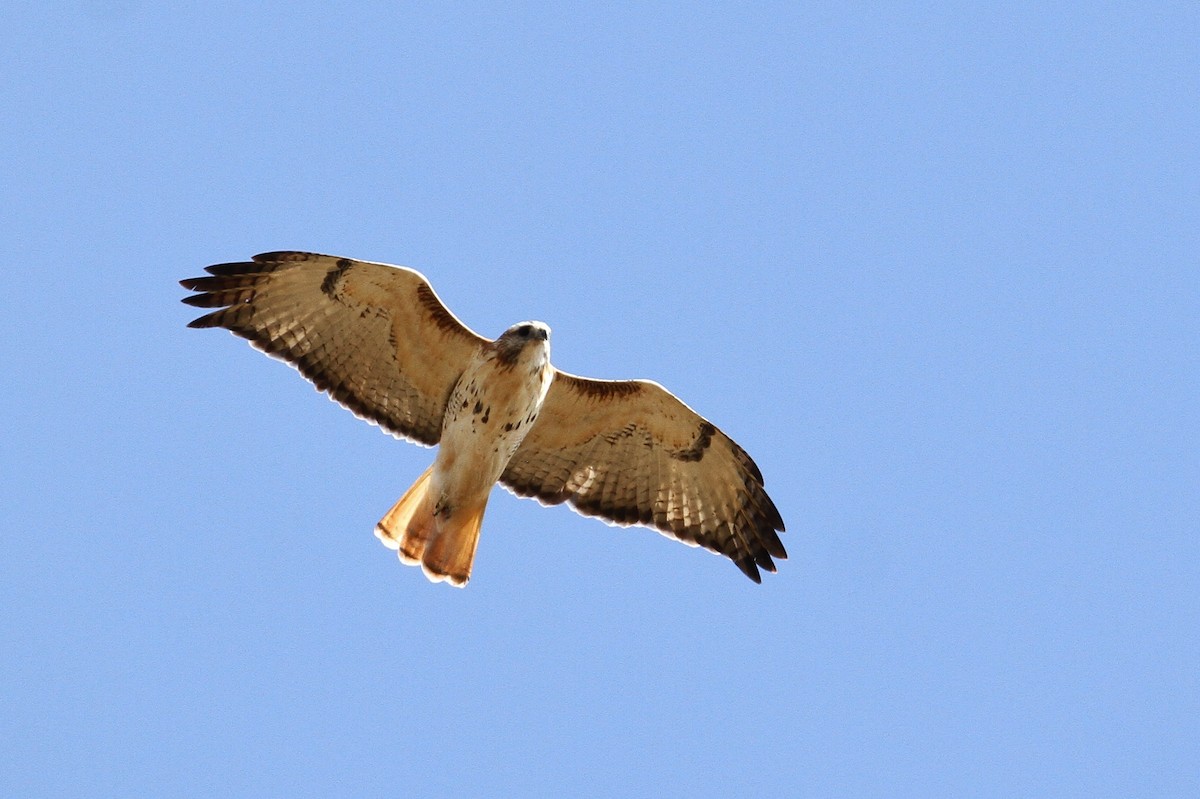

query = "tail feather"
374;466;488;588
374;465;435;564
422;498;488;588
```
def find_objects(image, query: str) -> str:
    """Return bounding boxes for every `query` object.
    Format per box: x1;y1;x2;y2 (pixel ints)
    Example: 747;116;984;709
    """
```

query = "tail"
374;465;435;562
373;466;488;588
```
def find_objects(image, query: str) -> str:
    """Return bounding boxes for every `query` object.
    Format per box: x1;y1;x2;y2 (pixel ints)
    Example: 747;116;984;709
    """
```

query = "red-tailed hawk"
181;252;785;586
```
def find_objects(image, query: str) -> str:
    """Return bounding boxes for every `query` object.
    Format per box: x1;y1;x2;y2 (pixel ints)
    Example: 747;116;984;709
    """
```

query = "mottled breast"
439;340;554;485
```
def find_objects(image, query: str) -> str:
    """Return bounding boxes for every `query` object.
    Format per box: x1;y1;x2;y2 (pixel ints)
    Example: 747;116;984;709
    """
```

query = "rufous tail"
374;465;435;561
373;466;487;588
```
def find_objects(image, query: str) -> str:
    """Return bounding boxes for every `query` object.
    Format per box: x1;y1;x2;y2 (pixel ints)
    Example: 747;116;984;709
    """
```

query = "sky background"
2;3;1197;796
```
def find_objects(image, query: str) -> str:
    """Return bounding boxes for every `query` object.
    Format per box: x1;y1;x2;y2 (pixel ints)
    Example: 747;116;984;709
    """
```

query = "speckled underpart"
432;325;553;520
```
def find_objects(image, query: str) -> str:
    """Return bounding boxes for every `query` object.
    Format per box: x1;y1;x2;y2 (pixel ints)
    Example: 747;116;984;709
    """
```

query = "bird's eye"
517;325;532;337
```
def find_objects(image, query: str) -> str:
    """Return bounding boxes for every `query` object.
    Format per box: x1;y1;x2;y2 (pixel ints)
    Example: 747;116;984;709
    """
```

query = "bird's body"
375;322;553;585
182;252;785;586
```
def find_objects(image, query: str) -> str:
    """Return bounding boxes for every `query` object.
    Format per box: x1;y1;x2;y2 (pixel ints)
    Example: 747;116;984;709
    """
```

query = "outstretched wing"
181;251;488;445
500;372;786;582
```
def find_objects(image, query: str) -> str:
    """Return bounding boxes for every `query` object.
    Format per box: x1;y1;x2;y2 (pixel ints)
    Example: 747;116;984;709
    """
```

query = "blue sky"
2;3;1196;796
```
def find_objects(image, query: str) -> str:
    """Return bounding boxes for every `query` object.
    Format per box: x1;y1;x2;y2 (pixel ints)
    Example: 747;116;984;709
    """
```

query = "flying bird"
181;252;785;586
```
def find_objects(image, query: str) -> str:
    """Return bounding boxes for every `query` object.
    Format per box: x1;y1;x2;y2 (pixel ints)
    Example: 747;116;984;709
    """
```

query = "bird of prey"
181;252;785;586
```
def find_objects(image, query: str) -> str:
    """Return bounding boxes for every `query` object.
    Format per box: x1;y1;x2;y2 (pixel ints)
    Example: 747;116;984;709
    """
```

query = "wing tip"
185;310;224;329
763;528;788;560
201;252;315;277
735;557;764;583
203;261;256;276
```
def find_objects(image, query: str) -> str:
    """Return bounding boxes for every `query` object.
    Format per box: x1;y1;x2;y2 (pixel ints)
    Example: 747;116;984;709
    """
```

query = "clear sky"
2;3;1196;796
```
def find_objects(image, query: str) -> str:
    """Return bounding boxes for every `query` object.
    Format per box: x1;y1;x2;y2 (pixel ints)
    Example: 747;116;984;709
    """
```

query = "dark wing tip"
203;253;304;276
181;293;219;308
185;309;226;328
250;251;330;265
253;250;303;260
183;260;270;321
204;261;256;276
730;489;787;580
762;527;788;560
734;556;764;583
767;498;785;534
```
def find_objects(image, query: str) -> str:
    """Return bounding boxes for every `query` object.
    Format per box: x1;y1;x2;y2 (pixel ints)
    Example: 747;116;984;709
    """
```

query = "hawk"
181;252;785;586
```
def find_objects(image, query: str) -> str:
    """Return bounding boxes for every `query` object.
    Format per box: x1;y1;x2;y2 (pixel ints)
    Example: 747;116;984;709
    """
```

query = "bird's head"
495;321;551;367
